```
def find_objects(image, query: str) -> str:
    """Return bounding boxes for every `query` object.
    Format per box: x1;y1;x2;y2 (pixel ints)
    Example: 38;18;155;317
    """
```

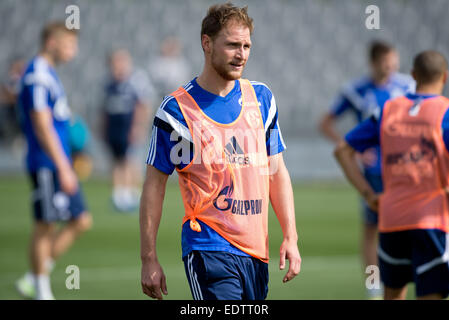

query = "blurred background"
0;0;448;300
1;0;448;179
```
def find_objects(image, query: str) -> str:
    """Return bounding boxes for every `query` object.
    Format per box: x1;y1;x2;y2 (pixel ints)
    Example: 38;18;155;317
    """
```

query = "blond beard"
211;52;244;81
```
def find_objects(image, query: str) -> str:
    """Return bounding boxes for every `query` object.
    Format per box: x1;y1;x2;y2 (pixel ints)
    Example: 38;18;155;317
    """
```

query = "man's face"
110;51;132;82
371;50;399;80
208;21;252;81
52;32;78;64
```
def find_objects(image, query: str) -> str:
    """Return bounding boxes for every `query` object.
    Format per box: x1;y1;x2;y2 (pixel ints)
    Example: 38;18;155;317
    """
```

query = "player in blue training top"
102;49;154;212
140;3;301;300
15;22;92;300
318;40;415;299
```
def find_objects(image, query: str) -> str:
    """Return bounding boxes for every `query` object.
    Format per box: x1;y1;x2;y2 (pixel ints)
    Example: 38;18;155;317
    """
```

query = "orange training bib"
171;79;270;262
379;95;449;232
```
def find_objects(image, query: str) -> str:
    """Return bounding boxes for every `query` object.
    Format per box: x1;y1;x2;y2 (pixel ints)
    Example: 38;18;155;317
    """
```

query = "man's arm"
140;164;169;300
319;92;356;144
268;153;301;283
318;113;344;144
129;101;151;144
30;109;77;194
333;141;378;211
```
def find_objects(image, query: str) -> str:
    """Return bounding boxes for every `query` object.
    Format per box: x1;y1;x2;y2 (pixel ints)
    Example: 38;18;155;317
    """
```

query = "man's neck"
39;51;55;67
415;83;443;96
372;74;389;87
196;67;236;97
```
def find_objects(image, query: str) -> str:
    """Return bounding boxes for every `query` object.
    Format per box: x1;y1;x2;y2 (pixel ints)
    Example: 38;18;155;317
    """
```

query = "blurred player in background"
102;49;154;212
15;22;92;300
148;36;192;101
0;57;25;146
319;40;415;299
140;2;301;300
335;50;449;300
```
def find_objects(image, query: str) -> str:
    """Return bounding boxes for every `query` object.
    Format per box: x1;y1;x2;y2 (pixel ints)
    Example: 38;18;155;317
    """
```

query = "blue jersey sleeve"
146;96;193;174
264;95;286;156
345;115;381;153
146;125;176;175
251;81;286;156
330;78;373;122
22;82;50;112
346;104;449;154
21;60;57;112
329;94;354;117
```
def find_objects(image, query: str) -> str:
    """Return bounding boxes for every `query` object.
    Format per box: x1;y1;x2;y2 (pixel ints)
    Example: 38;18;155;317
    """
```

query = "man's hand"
140;166;169;300
141;259;168;300
364;192;379;212
334;142;379;212
279;239;301;283
58;164;78;195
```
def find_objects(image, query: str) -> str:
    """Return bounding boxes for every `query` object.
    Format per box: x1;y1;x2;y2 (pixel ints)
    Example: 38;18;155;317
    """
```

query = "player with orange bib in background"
319;41;415;299
139;3;301;300
335;50;449;299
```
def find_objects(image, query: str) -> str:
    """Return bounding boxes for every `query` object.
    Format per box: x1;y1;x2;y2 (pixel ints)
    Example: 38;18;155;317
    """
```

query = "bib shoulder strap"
239;79;258;108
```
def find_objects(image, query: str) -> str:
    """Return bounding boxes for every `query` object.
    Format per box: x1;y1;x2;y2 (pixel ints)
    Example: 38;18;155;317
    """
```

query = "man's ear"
411;69;417;82
201;34;212;54
43;36;55;52
443;70;448;85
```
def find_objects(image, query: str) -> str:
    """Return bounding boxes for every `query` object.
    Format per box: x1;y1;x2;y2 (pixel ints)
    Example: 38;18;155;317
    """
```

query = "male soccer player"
140;3;301;300
334;50;449;299
319;40;415;299
102;49;153;212
15;22;92;300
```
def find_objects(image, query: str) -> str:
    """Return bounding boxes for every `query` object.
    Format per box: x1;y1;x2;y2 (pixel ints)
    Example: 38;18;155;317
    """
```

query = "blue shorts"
361;171;383;225
106;114;132;160
29;168;87;222
378;229;449;298
183;251;269;300
107;136;129;160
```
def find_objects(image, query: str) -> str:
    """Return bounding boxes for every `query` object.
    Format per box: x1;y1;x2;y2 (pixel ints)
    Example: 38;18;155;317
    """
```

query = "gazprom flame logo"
213;181;234;211
213;180;263;215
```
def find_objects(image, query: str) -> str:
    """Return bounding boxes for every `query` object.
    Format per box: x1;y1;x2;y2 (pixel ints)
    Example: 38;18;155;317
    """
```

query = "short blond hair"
41;21;78;47
201;2;254;40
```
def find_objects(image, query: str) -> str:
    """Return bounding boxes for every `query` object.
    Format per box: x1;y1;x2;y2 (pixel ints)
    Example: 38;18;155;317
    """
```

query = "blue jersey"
103;70;154;136
17;56;72;172
146;78;286;258
331;73;415;175
345;93;449;158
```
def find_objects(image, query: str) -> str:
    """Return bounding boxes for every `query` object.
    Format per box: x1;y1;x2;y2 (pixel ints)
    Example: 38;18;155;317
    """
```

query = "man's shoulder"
153;90;193;143
21;56;56;89
391;72;414;85
128;69;154;92
156;95;182;119
344;76;372;93
390;73;416;92
24;56;45;73
249;80;273;97
154;82;195;126
248;80;275;115
440;95;449;105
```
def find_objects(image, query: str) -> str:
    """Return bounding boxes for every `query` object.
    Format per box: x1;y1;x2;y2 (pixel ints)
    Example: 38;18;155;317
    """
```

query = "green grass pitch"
0;175;414;299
